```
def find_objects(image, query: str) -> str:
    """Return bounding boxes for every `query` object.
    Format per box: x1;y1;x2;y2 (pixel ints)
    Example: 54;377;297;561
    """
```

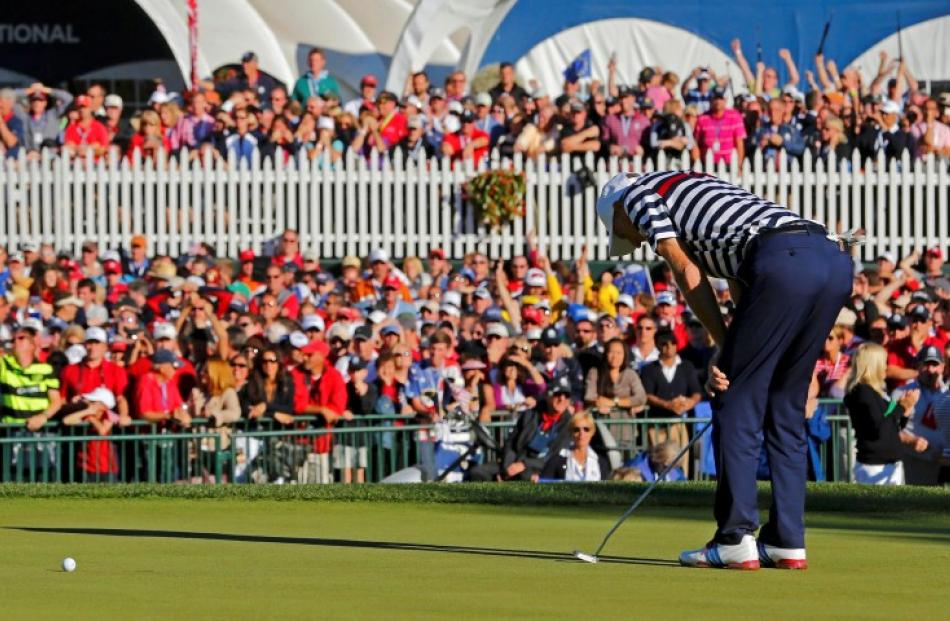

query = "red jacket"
293;365;347;454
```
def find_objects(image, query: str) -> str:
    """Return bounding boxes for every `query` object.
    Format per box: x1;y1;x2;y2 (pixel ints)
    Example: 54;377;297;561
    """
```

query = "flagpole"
188;0;199;92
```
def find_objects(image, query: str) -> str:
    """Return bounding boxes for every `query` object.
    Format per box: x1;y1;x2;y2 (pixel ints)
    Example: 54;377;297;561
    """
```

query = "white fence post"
0;149;947;264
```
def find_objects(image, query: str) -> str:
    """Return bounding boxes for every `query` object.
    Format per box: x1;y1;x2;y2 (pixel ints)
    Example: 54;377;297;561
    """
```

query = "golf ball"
62;557;76;572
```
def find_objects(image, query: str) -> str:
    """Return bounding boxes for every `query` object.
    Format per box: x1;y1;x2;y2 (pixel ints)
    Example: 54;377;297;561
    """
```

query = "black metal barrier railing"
0;401;854;484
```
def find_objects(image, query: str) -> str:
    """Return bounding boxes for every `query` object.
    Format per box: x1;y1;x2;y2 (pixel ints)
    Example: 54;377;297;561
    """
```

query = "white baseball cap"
300;314;325;332
152;322;178;340
288;331;310;349
442;290;462;309
880;100;901;115
84;327;108;343
616;294;635;308
65;344;87;365
485;323;509;338
596;173;642;257
368;249;389;264
81;387;116;410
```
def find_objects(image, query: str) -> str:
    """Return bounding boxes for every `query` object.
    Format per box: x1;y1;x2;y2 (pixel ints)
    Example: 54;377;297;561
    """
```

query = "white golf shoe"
757;541;808;570
679;534;760;570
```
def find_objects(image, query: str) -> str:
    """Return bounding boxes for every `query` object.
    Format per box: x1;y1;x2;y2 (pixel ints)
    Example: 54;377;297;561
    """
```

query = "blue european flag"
613;264;654;296
563;49;592;83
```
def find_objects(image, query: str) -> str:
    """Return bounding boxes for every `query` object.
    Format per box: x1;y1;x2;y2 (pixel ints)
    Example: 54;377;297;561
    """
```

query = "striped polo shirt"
0;354;60;422
618;171;803;279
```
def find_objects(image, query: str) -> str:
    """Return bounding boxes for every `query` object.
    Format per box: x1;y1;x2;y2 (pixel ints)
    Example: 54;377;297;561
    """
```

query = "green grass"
1;481;948;512
1;485;947;620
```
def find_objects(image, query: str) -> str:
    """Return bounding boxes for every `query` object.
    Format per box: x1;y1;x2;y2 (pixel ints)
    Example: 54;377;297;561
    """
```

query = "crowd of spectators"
1;44;948;169
0;227;946;485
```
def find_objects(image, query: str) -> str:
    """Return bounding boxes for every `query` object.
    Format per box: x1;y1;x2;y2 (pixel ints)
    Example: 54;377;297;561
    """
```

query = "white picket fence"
0;147;947;262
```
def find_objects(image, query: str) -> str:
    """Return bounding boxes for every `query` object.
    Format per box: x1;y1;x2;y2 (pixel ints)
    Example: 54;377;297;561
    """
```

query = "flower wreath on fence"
462;170;527;229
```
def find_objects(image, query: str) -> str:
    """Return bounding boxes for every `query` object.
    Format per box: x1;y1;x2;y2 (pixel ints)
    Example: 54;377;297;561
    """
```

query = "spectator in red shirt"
135;349;192;427
127;322;198;401
59;327;131;425
271;228;303;269
887;306;940;389
126;110;170;161
351;90;406;156
695;92;746;165
294;339;348;482
249;264;300;320
63;95;109;159
442;111;489;166
653;291;688;350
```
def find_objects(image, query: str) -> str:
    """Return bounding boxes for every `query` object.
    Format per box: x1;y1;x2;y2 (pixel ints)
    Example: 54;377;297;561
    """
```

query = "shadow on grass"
7;526;679;567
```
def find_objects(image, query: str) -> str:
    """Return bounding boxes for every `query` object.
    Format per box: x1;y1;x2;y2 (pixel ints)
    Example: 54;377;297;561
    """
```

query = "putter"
573;423;712;564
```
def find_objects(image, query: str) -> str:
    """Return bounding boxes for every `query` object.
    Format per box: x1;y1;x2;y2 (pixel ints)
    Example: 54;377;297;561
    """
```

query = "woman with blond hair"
126;109;169;161
843;343;921;485
191;358;242;437
540;411;610;481
159;101;184;152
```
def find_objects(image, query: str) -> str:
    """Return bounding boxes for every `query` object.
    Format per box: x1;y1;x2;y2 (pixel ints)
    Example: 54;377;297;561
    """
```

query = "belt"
758;222;865;249
759;221;828;237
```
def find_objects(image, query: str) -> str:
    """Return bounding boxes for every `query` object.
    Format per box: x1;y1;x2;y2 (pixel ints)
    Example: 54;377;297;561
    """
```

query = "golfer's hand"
706;366;729;395
914;437;929;453
506;461;526;478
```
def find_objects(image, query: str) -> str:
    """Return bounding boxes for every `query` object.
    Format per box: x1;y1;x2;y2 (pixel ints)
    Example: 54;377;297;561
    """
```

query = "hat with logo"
917;345;943;365
525;268;546;288
547;376;573;397
152;348;182;368
540;326;561;346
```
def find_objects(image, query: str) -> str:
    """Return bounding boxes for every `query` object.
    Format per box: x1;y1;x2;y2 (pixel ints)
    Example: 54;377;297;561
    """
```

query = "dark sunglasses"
572;426;593;433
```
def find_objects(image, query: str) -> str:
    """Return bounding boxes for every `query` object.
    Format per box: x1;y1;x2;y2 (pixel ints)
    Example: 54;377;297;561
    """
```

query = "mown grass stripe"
1;482;947;514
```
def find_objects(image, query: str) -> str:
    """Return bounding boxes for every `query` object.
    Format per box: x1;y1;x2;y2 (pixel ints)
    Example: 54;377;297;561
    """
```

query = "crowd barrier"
0;147;946;263
0;402;855;485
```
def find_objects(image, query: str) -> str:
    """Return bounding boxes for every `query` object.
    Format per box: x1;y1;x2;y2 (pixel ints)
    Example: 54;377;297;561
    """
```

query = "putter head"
573;550;599;564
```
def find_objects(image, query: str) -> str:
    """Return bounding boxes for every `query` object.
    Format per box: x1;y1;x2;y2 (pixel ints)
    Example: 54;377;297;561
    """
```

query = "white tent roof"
849;15;950;84
514;18;747;102
135;0;468;97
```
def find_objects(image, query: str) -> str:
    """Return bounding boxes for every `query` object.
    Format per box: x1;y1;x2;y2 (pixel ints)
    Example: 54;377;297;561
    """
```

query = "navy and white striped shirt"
620;171;803;279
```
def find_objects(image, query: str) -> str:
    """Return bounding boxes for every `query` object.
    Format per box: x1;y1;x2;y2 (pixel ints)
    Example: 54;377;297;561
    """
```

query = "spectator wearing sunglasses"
491;345;546;416
469;376;575;482
541;411;610;481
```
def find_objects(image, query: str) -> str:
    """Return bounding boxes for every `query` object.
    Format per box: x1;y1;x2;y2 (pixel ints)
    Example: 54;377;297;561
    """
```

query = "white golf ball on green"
62;557;77;572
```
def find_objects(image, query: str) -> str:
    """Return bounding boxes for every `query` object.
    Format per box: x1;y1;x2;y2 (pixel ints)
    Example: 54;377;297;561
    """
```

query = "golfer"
597;170;852;570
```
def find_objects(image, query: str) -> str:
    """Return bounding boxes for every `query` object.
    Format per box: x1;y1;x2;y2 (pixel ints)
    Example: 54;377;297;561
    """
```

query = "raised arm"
778;49;800;88
826;59;842;91
494;259;521;333
814;54;834;92
730;39;756;90
606;54;619;98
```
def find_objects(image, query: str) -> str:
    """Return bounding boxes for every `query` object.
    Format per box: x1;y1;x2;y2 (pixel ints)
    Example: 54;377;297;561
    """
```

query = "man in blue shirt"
754;98;805;162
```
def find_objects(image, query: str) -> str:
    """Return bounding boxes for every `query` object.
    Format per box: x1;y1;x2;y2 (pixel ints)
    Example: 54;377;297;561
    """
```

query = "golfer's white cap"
596;173;641;257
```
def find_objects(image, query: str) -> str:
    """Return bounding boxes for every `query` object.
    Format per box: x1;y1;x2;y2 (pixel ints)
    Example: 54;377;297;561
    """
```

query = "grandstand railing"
0;404;857;484
0;147;946;263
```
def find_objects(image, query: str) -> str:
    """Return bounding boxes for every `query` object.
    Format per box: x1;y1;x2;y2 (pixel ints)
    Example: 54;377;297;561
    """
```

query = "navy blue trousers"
712;225;852;548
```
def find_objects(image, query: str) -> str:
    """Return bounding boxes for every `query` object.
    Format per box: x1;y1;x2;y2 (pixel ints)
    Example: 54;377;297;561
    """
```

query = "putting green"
1;486;947;620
